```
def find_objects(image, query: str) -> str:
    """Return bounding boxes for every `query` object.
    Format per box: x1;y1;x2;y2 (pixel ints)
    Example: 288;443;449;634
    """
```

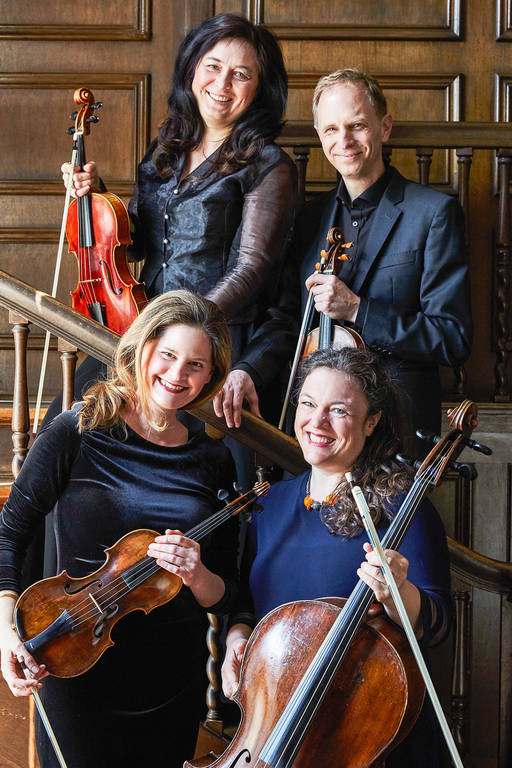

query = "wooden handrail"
279;120;512;149
0;267;510;594
0;268;307;476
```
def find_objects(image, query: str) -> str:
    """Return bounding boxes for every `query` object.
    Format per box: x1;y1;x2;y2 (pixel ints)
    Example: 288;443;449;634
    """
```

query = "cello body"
186;597;424;768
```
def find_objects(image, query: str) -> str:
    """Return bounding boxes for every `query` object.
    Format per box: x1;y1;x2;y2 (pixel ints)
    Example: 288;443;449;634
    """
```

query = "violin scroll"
66;87;102;136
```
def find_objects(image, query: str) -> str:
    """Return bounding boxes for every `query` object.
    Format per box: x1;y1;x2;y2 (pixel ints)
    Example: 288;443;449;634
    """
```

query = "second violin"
66;87;147;335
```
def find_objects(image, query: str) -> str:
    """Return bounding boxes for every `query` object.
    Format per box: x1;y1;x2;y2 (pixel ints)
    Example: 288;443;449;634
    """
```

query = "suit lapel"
351;169;405;295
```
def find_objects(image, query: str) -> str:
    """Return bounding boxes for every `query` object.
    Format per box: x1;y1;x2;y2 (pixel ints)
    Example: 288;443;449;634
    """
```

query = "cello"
189;401;486;767
66;87;148;335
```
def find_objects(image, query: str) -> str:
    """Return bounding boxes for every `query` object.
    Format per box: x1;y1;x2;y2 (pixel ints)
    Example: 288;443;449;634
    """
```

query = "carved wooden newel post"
494;150;512;401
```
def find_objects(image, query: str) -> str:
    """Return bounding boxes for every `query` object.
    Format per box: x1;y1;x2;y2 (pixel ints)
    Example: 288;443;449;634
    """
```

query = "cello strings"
259;449;448;766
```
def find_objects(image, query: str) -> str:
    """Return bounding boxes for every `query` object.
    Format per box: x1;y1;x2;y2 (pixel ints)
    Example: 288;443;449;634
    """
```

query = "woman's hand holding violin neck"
222;624;251;699
61;160;99;198
0;594;48;697
357;543;422;632
147;529;225;607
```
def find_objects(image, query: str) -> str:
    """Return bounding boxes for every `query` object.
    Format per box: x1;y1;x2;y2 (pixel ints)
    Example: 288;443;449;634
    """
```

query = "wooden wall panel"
215;0;462;39
0;0;150;40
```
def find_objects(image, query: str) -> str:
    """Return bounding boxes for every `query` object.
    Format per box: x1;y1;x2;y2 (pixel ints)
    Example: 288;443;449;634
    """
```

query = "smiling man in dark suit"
217;68;473;452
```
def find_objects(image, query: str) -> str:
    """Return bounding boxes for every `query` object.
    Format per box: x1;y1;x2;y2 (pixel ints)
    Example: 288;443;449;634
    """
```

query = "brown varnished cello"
66;87;148;335
189;401;485;768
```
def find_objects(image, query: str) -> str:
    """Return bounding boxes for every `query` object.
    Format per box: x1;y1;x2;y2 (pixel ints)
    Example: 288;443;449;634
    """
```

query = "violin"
14;481;269;678
189;402;487;767
303;227;364;356
279;227;363;430
66;87;148;335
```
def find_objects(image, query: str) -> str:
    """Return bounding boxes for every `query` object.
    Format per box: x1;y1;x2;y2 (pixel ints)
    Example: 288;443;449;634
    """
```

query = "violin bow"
18;657;69;768
32;144;77;434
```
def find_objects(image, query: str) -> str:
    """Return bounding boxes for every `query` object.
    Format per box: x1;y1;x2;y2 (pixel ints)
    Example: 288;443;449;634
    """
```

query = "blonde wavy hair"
77;290;231;433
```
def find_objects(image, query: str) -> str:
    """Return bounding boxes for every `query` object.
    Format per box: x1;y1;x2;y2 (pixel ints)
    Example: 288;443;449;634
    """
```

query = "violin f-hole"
64;578;102;596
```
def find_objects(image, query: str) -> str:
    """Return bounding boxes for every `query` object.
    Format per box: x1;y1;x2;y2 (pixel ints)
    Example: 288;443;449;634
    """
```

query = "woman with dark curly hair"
221;347;452;767
61;13;297;435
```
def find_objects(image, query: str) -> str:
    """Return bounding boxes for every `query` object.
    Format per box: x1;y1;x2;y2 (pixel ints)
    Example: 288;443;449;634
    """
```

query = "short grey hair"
312;68;387;126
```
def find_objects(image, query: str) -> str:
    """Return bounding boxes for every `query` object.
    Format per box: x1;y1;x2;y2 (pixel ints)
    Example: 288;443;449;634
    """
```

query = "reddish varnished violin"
189;402;486;768
15;482;269;678
66;87;147;335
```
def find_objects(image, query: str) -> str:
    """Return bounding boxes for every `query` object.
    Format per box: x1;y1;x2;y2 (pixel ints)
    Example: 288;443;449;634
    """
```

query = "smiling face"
141;324;213;414
315;83;392;198
295;367;381;474
191;37;259;132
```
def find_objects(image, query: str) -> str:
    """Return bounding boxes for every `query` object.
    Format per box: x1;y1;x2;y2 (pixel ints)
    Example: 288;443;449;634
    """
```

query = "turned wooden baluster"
58;338;78;412
416;147;433;185
451;590;471;755
9;311;31;478
292;146;310;207
449;147;475;399
494;150;512;401
205;612;223;732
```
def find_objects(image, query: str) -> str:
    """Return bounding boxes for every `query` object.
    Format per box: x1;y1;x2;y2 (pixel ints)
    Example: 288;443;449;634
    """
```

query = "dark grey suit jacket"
235;167;473;441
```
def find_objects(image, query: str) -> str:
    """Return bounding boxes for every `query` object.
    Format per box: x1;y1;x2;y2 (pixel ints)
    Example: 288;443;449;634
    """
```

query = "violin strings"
260;449;449;767
47;490;262;633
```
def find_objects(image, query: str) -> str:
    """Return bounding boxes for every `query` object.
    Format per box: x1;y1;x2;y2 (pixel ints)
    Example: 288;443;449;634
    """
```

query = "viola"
189;401;487;768
279;227;363;430
302;226;364;356
66;87;148;335
14;481;269;678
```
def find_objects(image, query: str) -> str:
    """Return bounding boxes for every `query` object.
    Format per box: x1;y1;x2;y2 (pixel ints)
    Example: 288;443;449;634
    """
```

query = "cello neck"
258;472;431;767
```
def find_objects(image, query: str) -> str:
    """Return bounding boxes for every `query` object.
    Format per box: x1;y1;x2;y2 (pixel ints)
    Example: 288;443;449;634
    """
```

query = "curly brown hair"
295;347;413;538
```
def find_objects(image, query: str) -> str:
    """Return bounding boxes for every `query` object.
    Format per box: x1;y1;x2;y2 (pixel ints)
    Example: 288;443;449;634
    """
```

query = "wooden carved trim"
59;339;78;412
205;612;223;729
0;73;150;194
288;73;463;121
451;590;471;755
265;24;462;42
0;228;60;244
0;0;150;41
0;333;59;352
279;121;512;150
0;180;134;196
494;151;512;402
497;0;512;41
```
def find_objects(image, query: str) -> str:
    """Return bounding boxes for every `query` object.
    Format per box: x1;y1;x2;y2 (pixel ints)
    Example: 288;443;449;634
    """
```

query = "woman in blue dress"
221;347;452;767
0;290;238;768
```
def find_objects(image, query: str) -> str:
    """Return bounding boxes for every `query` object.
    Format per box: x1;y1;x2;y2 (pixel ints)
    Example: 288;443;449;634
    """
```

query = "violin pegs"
92;102;103;110
217;488;230;503
451;461;477;480
415;429;440;444
66;126;75;135
69;111;78;120
233;481;243;495
87;115;99;123
341;253;350;261
464;437;492;456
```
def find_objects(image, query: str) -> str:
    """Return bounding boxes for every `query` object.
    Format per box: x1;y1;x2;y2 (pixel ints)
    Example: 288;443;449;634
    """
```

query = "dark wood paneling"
0;74;150;196
216;0;463;39
0;0;151;40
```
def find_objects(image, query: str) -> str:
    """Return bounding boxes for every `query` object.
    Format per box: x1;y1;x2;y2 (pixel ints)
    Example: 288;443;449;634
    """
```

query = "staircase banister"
279;121;512;150
0;269;307;475
2;269;511;594
447;538;512;596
